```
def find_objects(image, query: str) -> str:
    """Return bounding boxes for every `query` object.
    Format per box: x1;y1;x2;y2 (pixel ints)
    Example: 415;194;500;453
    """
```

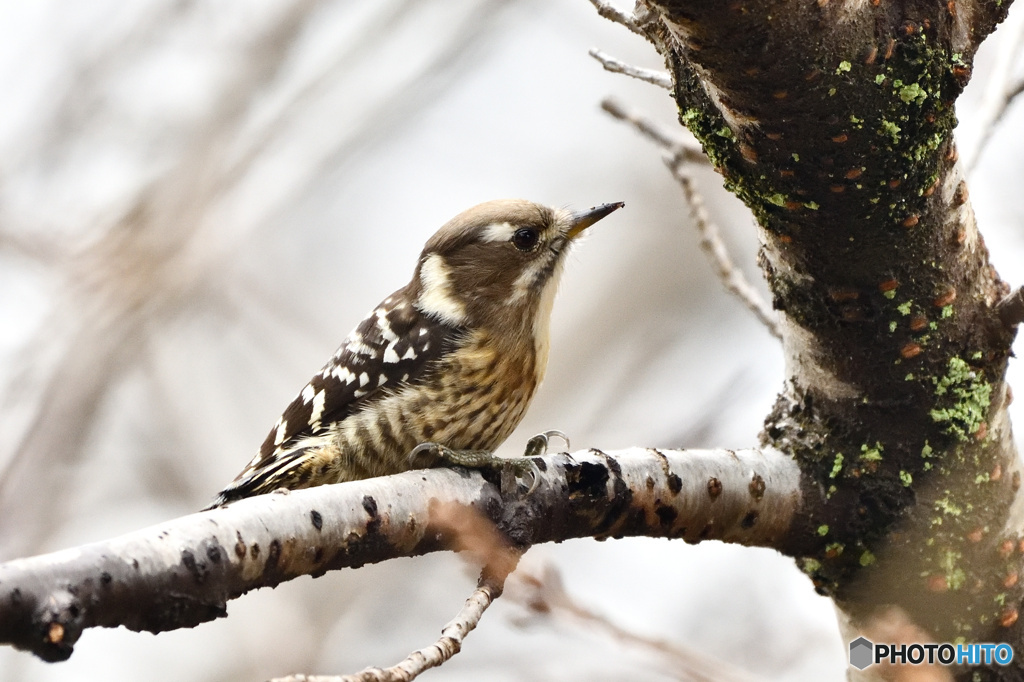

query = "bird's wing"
213;286;459;503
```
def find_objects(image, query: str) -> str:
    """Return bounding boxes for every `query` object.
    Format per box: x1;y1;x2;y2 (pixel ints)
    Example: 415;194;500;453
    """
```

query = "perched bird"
208;198;623;507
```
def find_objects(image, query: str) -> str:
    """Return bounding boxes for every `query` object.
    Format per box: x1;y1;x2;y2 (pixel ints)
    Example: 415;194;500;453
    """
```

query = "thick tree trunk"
633;0;1022;675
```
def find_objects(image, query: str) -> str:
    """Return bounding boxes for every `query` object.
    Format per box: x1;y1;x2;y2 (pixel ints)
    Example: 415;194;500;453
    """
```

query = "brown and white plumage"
208;199;623;507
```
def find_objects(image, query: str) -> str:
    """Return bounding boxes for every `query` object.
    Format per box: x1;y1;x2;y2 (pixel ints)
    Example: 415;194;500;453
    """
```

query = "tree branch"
585;0;643;36
589;48;671;89
0;448;798;663
600;97;706;166
664;158;782;339
271;503;523;682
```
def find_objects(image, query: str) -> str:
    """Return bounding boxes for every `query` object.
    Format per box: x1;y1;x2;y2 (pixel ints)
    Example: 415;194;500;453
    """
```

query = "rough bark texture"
0;448;798;662
633;0;1021;676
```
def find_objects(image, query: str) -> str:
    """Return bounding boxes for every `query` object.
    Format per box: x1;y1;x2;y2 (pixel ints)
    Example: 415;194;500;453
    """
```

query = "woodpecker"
208;199;623;507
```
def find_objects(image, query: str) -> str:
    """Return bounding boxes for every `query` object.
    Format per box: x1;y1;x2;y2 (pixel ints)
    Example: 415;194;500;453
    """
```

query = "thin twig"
508;558;761;682
586;0;643;36
271;503;523;682
665;158;782;339
599;97;780;339
600;97;707;166
589;48;671;89
271;582;504;682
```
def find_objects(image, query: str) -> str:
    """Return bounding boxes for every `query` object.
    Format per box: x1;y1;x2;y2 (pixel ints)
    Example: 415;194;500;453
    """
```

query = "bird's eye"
511;228;540;252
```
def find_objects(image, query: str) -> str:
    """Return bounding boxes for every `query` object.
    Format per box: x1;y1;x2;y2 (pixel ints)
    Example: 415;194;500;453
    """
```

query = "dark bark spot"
250;543;260;559
655;504;678;528
206;545;222;564
534;458;547;472
741;510;760;528
181;549;206;584
666;472;683;495
577;461;610;497
362;496;379;518
264;540;282;582
310;509;323;531
234;532;246;559
99;572;112;586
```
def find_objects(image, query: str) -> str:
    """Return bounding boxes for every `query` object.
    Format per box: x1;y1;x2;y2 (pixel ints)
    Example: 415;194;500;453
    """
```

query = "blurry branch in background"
586;0;644;36
598;97;706;165
507;556;761;682
964;6;1024;172
599;98;781;340
589;48;671;89
0;0;514;563
0;449;800;669
0;0;331;560
272;504;523;682
662;161;782;340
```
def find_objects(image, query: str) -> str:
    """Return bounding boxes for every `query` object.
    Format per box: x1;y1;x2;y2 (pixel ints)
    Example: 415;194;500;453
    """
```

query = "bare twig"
509;558;760;682
273;581;505;682
600;97;707;165
272;504;523;682
589;48;671;89
599;97;778;339
664;160;782;339
586;0;643;36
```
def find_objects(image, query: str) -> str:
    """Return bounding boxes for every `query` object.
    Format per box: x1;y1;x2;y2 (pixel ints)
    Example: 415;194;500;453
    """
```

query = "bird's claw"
523;429;570;458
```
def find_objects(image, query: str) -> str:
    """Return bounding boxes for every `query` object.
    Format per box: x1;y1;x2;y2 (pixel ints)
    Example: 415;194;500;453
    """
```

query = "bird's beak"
566;202;625;239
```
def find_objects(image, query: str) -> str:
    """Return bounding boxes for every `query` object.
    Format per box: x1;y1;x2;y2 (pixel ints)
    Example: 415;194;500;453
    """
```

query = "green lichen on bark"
930;356;993;441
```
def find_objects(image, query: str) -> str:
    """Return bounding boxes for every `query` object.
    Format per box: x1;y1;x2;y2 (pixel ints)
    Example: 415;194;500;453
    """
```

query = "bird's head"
412;199;624;332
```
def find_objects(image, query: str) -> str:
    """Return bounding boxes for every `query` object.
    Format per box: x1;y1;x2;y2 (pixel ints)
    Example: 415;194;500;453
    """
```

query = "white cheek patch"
480;222;516;242
417;254;468;324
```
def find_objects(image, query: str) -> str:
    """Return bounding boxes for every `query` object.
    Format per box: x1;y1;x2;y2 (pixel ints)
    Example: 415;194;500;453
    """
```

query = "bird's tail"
202;447;318;510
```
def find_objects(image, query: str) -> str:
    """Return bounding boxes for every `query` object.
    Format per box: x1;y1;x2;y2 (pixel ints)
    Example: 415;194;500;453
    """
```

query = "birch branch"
0;447;800;663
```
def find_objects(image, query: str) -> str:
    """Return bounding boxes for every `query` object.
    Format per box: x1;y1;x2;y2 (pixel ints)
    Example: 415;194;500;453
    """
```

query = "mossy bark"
635;0;1022;676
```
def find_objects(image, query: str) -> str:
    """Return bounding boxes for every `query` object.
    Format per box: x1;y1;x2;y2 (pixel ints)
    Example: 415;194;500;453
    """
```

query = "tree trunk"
632;0;1022;676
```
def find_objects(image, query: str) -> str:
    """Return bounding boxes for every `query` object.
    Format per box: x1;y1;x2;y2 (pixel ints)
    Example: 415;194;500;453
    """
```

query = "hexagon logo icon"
849;636;874;670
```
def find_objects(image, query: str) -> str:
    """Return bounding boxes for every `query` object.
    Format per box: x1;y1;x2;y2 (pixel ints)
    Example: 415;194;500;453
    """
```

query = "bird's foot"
409;432;569;494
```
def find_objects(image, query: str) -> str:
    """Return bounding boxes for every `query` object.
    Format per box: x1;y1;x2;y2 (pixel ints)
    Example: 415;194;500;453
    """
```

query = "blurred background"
0;1;1021;680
